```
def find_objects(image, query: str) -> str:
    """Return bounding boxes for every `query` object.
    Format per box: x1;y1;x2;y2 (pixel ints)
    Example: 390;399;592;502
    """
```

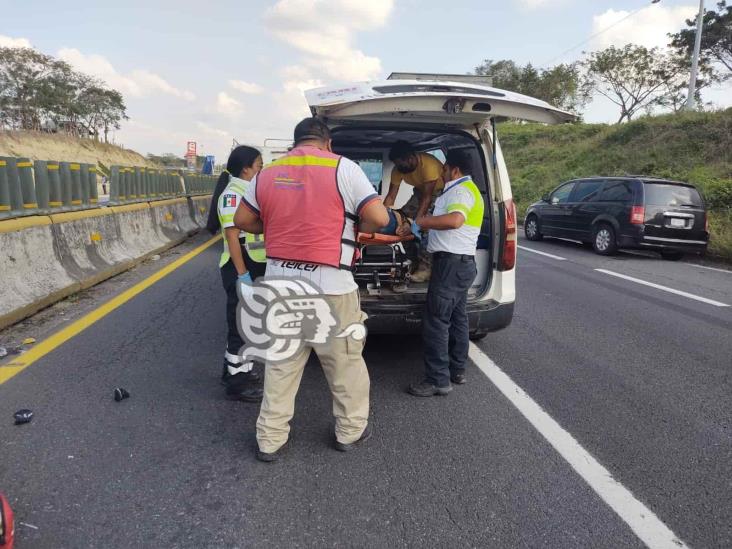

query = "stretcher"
354;232;416;295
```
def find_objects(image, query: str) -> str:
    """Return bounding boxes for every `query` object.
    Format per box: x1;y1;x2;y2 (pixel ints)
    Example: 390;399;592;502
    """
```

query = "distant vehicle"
524;177;709;260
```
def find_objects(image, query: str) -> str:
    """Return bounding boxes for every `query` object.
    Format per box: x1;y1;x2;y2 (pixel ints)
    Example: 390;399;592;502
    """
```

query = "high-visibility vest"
256;145;356;270
217;177;267;267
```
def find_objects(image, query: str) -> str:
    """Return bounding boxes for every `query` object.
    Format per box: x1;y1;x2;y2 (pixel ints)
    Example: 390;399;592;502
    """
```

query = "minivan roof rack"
387;72;493;87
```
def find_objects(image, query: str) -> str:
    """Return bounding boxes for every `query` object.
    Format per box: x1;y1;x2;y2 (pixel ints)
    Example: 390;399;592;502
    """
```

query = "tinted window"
573;180;604;202
550;182;576;204
599;180;634;202
353;158;383;192
644;183;702;207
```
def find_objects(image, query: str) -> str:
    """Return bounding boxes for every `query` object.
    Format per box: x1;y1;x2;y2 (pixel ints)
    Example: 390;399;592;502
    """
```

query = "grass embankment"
0;130;158;169
498;109;732;259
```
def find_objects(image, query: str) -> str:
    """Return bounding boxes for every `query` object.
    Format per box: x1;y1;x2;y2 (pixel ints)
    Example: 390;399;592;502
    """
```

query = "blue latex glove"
410;220;422;240
238;272;253;285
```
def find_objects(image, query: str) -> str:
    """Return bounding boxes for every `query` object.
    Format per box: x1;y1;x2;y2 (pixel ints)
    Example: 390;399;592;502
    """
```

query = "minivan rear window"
643;183;702;207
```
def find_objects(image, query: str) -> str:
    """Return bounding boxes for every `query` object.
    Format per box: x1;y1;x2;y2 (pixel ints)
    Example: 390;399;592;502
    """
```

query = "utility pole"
686;0;705;110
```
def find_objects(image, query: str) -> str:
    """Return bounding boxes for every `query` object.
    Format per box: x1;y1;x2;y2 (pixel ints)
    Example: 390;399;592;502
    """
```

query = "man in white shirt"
407;149;485;397
235;117;389;461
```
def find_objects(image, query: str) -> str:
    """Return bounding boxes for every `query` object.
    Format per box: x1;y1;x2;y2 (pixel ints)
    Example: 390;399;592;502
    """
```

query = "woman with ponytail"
209;145;265;403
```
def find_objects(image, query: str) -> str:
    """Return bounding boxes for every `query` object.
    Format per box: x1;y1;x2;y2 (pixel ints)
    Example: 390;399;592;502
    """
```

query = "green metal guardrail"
183;173;217;195
0;156;217;220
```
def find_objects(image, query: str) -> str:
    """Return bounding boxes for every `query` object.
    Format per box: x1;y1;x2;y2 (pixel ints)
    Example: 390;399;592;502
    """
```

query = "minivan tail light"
499;199;517;271
705;211;709;233
630;206;645;224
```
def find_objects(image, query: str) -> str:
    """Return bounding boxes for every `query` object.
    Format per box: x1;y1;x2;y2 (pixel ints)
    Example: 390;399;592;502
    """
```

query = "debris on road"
0;347;6;358
1;346;22;356
113;387;130;402
13;410;33;425
151;254;160;261
22;338;36;345
18;521;38;530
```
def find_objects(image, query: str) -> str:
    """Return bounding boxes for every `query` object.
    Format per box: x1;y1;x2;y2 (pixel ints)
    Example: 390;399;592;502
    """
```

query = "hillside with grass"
499;109;732;258
0;130;158;169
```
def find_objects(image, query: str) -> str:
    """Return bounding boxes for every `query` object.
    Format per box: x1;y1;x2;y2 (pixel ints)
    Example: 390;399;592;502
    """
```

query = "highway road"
1;232;730;548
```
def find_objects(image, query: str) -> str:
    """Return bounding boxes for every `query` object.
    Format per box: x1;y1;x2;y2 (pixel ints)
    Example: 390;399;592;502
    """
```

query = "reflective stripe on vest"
245;232;267;263
460;179;484;228
256;145;355;270
217;177;267;267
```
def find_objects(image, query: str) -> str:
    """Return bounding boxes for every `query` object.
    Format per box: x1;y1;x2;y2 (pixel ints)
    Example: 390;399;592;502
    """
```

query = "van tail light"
499;199;517;271
705;211;709;233
630;206;645;225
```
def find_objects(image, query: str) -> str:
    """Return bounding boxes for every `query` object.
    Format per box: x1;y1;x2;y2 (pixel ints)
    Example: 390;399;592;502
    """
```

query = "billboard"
186;141;197;170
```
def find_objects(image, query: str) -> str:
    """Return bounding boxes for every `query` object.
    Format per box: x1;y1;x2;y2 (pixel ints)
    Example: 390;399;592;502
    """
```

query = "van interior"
330;125;493;304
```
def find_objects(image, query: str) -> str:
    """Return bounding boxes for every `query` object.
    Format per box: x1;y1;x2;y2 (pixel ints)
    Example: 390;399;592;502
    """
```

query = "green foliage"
474;59;588;113
582;44;711;122
0;47;128;142
499;110;732;257
670;1;732;74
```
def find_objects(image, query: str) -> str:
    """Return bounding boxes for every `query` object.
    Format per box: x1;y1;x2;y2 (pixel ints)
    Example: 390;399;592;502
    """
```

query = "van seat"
357;232;415;245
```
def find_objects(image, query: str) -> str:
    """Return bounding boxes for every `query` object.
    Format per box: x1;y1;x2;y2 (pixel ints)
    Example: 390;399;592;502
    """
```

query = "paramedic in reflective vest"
206;145;267;402
407;149;485;397
234;117;389;462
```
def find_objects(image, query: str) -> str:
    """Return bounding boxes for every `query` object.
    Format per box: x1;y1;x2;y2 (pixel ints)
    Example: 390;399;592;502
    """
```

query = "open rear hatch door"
305;80;577;126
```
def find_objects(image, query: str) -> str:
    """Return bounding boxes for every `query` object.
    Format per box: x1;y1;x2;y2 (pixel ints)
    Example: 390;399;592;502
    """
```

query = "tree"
582;44;691;123
0;46;128;140
474;59;589;112
670;1;732;74
0;47;75;130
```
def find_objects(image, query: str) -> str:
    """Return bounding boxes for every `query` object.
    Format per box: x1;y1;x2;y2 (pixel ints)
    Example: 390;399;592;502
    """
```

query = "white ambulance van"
305;77;575;339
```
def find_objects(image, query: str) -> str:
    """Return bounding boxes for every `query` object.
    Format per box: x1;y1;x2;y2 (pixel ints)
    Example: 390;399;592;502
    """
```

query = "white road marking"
518;245;566;261
595;269;730;307
468;343;688;549
685;263;732;275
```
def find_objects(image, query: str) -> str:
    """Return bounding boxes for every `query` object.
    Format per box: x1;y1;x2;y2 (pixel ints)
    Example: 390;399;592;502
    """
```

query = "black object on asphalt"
113;387;130;402
14;409;33;424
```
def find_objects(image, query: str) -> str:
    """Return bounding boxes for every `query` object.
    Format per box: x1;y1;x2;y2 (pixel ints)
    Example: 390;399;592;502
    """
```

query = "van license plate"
670;218;686;228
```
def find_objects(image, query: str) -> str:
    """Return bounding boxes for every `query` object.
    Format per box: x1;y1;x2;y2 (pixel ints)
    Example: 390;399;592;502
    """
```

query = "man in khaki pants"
234;117;389;462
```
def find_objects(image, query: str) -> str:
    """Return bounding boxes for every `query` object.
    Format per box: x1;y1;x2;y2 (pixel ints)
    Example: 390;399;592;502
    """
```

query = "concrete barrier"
0;194;214;330
189;195;213;228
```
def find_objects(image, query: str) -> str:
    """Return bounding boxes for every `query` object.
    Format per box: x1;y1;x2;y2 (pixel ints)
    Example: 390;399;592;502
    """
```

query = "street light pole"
686;0;705;110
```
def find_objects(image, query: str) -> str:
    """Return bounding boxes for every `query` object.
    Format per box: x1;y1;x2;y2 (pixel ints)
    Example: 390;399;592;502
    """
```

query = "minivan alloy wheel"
595;229;611;251
592;223;617;255
525;215;542;241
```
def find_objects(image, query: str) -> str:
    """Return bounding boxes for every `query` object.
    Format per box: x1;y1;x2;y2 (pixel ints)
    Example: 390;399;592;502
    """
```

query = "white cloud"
515;0;563;9
57;48;195;101
214;91;244;115
0;35;32;48
196;121;229;138
229;80;264;94
264;0;393;81
591;4;698;51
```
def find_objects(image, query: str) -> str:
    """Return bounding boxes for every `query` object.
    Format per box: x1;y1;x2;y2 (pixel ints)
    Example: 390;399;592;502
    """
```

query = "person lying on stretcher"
376;208;413;237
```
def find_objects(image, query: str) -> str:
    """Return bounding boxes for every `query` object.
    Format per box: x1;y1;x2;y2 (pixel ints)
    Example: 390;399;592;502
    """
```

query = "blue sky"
2;0;730;162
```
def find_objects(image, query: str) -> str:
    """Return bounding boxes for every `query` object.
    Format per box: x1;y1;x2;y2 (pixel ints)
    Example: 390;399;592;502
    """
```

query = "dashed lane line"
595;269;730;307
684;263;732;275
468;343;688;549
517;245;567;261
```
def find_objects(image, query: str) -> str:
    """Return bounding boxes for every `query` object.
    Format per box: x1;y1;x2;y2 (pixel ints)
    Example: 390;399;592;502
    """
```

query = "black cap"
293;117;331;143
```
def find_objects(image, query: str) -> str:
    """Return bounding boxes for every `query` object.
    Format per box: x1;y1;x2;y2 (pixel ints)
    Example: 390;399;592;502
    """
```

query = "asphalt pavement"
1;232;730;548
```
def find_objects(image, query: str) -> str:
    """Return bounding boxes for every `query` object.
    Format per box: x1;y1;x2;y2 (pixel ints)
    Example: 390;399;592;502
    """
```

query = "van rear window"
643;183;702;207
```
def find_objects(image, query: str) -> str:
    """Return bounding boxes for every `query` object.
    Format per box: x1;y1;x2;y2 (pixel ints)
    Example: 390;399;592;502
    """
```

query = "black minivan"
524;177;709;260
